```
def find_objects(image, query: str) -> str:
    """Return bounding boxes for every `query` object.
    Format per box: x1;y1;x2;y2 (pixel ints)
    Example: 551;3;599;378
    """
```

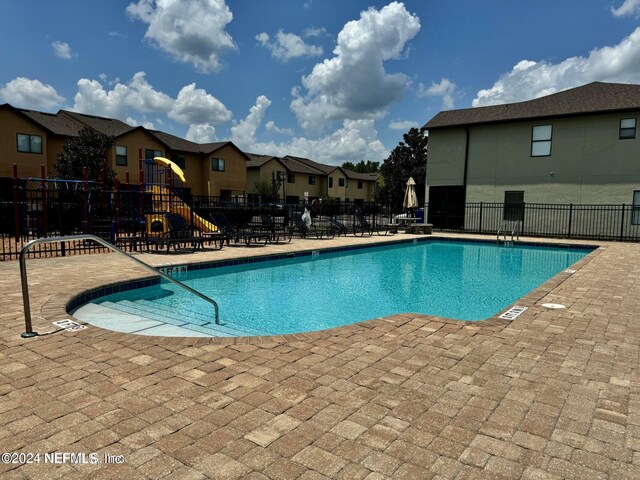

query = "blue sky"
1;0;640;165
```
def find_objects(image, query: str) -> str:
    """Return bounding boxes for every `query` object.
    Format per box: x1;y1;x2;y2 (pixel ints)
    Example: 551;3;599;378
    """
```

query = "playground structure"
8;156;219;242
143;157;218;236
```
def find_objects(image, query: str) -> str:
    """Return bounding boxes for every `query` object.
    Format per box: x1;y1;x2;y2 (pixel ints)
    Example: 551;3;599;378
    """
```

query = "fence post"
83;166;89;234
167;168;173;217
13;164;20;243
567;203;573;239
40;164;48;237
620;204;626;241
478;202;483;234
114;176;120;239
139;168;145;221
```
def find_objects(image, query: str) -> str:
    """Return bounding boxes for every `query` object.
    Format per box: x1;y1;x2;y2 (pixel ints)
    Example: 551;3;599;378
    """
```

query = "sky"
1;0;640;166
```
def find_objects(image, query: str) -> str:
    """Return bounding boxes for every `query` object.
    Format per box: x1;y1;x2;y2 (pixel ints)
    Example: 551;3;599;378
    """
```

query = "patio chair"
210;213;268;246
260;215;291;243
288;214;335;239
354;211;396;236
145;212;207;253
328;218;349;237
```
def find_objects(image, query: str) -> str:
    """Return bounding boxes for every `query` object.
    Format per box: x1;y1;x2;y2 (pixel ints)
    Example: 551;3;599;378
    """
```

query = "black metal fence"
429;202;640;241
3;185;640;261
0;186;392;260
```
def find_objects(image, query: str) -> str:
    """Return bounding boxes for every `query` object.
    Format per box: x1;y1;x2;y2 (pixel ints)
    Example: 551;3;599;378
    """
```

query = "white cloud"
52;41;73;59
186;123;217;143
168;83;232;124
611;0;640;17
126;0;236;73
108;31;127;38
0;77;65;110
265;121;294;136
231;96;387;164
125;117;155;129
74;72;173;118
418;78;458;109
230;95;271;145
388;119;417;130
73;72;231;126
473;26;640;107
304;27;327;38
290;1;420;132
256;30;323;62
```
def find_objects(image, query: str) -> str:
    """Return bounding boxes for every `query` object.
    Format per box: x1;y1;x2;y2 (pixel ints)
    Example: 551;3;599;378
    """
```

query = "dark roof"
285;155;334;174
424;82;640;130
59;110;137;137
245;153;280;168
18;109;81;136
343;169;380;181
200;141;231;154
202;141;253;163
281;156;326;175
147;130;201;153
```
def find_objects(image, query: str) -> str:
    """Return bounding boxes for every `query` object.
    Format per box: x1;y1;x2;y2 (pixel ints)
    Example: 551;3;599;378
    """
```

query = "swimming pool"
72;239;591;337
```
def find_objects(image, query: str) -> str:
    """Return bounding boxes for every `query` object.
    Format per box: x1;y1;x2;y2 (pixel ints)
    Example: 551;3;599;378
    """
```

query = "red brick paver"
0;234;638;479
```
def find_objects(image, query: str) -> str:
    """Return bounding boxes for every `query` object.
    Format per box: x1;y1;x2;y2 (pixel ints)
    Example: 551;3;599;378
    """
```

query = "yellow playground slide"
147;185;218;234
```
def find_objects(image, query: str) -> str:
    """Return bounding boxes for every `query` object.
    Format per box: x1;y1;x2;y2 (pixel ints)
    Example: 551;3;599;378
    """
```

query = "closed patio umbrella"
403;177;418;210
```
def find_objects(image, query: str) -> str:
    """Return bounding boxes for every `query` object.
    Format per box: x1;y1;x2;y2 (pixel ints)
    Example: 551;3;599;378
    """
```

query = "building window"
531;125;552;157
357;181;363;189
115;145;127;166
633;191;640;225
338;178;345;187
145;149;162;159
308;175;316;185
17;133;42;154
211;158;225;172
172;154;186;170
328;177;333;188
620;118;636;139
287;173;295;183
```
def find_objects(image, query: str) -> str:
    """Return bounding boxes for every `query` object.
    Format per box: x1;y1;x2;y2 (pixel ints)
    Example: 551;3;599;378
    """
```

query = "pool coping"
58;235;605;346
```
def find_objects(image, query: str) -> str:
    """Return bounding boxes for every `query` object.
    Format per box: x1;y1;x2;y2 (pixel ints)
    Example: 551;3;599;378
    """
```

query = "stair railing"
19;234;220;338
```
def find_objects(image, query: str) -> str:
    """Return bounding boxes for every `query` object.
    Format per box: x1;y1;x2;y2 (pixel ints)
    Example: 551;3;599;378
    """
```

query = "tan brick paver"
0;233;639;478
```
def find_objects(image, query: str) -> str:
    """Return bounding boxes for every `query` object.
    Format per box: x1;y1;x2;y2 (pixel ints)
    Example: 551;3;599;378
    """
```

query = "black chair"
145;212;207;253
260;215;291;243
328;218;349;237
210;213;268;246
289;213;335;239
354;211;395;236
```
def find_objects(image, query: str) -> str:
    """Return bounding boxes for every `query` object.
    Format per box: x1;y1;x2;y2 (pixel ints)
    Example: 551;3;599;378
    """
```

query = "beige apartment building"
246;153;379;203
2;102;377;202
0;104;248;196
424;82;640;228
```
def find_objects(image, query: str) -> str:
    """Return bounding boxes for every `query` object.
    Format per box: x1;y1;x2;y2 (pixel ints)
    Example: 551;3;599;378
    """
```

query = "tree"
341;160;380;173
254;179;281;201
55;127;116;185
378;127;428;211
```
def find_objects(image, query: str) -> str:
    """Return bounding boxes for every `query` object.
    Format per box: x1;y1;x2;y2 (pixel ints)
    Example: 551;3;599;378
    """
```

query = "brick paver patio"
0;233;639;479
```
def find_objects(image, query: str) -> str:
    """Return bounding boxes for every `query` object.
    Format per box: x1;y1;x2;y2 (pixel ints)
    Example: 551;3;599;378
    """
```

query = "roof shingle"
424;82;640;130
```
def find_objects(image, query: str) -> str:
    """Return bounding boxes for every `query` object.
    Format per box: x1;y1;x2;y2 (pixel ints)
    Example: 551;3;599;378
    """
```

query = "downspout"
463;126;470;204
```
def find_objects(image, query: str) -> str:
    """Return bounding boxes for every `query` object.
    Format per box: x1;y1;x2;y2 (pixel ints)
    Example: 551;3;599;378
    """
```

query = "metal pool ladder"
19;234;220;338
496;220;522;245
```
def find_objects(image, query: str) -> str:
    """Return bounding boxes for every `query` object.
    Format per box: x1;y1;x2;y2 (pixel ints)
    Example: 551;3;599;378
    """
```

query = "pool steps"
74;300;270;337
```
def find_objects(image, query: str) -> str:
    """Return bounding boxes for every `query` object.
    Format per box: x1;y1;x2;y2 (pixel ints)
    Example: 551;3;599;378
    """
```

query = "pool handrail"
19;234;220;338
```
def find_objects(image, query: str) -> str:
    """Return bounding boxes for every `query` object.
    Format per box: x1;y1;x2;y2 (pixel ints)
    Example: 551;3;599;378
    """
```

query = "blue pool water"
78;240;591;336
